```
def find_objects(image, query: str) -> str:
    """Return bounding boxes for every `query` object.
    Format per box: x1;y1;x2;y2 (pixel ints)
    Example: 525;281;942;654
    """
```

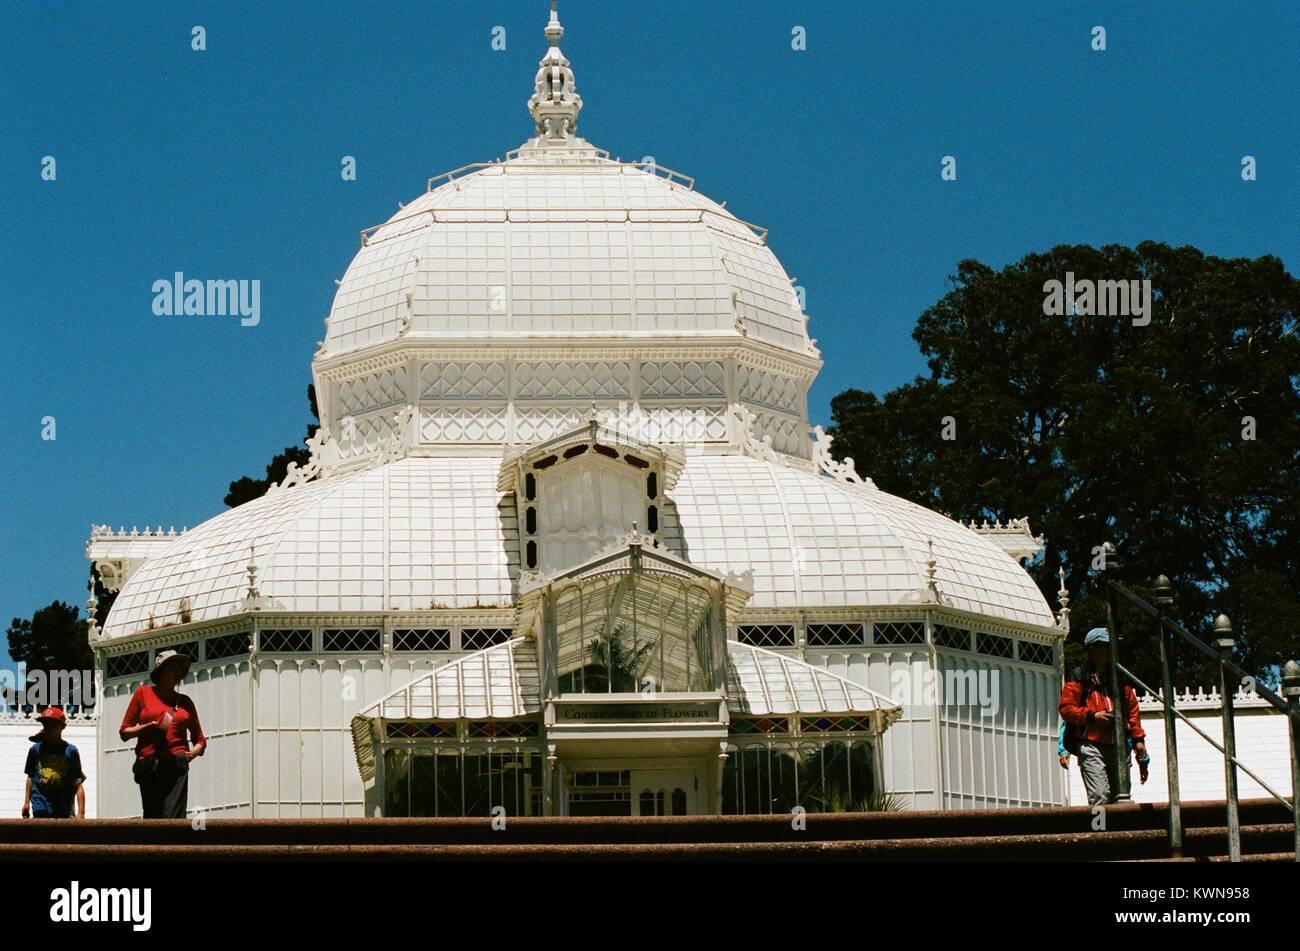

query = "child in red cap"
21;706;86;819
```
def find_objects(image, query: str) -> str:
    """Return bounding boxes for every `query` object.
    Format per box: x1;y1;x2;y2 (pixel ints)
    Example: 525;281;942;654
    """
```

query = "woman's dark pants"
135;756;189;819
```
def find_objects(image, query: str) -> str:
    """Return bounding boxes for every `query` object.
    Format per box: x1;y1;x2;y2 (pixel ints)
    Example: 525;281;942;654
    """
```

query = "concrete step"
1;799;1290;861
1;798;1289;843
0;831;1206;861
1;825;1292;862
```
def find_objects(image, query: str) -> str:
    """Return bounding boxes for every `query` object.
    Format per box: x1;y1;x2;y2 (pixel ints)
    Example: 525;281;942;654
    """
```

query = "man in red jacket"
1059;627;1147;805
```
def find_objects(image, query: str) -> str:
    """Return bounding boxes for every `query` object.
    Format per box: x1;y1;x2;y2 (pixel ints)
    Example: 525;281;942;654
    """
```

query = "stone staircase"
0;799;1291;861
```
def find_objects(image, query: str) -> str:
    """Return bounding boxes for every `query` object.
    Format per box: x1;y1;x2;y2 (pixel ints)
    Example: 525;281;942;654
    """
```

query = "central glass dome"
307;4;821;468
320;155;815;359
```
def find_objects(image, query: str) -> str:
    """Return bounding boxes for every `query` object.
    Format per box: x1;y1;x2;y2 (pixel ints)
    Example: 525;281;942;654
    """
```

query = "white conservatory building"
85;5;1066;819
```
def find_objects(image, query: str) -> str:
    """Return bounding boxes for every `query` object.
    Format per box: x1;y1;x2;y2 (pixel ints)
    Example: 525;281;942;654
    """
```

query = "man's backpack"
1062;720;1082;756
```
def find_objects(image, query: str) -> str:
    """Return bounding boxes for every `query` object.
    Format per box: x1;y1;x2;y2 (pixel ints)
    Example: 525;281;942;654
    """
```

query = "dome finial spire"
545;0;563;42
528;0;583;141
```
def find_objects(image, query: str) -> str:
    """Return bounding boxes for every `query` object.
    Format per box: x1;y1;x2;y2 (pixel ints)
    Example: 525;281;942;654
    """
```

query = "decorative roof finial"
86;578;99;640
925;539;940;601
528;0;583;141
1056;567;1071;634
244;545;261;610
545;0;563;42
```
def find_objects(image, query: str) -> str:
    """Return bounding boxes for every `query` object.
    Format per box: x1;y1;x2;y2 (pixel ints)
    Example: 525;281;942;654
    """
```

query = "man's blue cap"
1084;627;1110;646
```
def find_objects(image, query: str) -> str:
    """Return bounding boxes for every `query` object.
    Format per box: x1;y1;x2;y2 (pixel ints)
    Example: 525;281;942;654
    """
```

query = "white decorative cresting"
965;516;1045;562
810;424;874;488
266;428;331;496
85;524;188;596
729;405;781;464
382;405;415;463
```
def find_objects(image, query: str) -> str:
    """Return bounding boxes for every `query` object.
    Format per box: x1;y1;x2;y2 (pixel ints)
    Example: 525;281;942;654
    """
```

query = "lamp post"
1152;575;1181;855
1282;660;1300;863
1214;614;1240;862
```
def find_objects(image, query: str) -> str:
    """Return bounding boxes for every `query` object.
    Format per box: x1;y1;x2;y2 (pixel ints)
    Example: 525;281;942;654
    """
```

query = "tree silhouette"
5;601;95;705
828;242;1299;685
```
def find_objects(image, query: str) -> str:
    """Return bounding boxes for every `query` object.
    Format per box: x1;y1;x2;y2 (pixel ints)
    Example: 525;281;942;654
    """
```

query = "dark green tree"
828;242;1299;686
6;601;94;676
224;384;320;507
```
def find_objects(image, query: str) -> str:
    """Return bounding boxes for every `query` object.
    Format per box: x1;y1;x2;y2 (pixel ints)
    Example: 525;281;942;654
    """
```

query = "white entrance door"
631;768;699;816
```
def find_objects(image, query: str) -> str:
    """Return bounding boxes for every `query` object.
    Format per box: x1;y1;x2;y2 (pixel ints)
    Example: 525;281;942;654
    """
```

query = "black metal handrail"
1099;562;1299;862
1108;581;1290;712
1115;662;1293;809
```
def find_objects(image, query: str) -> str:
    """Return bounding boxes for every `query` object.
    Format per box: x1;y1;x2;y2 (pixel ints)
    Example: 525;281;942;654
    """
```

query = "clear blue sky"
1;1;1296;656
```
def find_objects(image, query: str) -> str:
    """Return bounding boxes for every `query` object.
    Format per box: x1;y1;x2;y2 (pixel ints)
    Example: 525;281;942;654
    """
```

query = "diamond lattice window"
932;624;972;651
171;642;199;662
393;629;452;652
460;628;512;652
204;632;251;661
1018;640;1055;666
322;629;382;652
260;629;314;652
385;720;458;739
799;715;876;734
736;624;795;648
105;651;149;679
977;632;1015;659
806;623;865;646
466;720;540;738
872;621;925;645
729;717;792;735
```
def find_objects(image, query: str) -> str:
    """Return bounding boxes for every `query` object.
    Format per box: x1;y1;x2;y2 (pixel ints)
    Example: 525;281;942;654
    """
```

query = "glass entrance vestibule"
352;540;901;818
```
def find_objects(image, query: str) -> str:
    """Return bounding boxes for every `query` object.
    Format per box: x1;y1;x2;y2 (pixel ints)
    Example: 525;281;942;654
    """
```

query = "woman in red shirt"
119;650;206;818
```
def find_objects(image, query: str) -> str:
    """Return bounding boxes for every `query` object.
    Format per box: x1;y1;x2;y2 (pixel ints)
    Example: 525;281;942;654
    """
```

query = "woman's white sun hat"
150;649;191;684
